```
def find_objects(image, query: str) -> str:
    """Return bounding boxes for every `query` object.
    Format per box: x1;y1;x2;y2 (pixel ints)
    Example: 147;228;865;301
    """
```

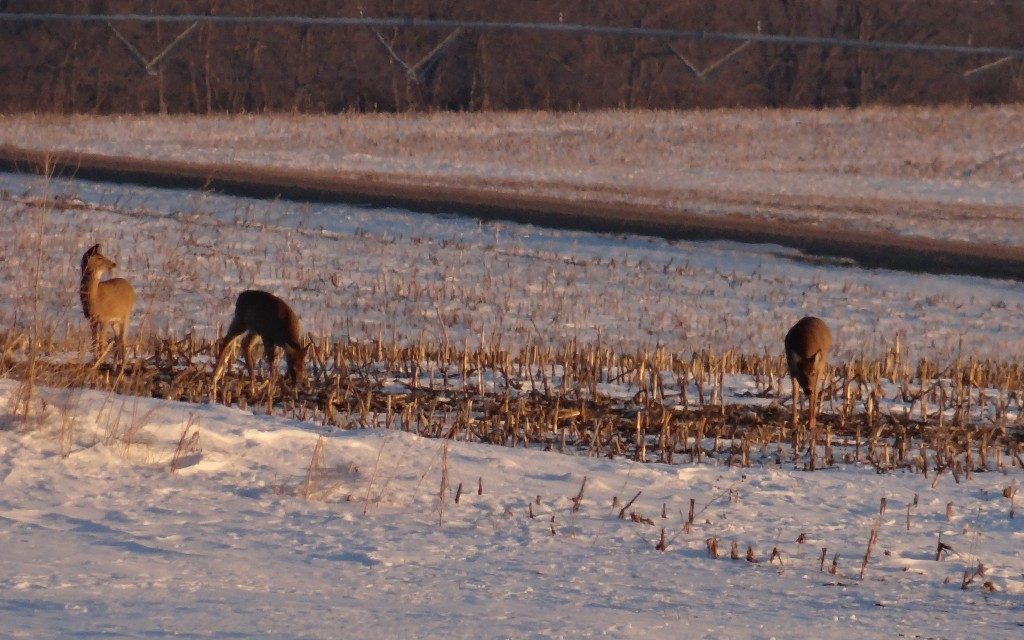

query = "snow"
1;109;1024;637
4;107;1024;246
2;171;1024;363
1;379;1021;639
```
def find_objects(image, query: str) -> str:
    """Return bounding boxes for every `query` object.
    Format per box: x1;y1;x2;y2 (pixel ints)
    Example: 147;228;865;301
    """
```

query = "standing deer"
211;290;307;390
79;244;134;365
784;316;832;469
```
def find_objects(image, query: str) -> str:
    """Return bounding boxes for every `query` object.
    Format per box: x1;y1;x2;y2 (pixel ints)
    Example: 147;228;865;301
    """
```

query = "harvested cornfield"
5;326;1021;474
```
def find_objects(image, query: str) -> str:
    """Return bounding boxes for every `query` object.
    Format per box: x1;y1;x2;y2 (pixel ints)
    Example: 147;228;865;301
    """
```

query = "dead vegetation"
0;149;1022;478
6;107;1024;252
2;326;1021;475
3;1;1024;113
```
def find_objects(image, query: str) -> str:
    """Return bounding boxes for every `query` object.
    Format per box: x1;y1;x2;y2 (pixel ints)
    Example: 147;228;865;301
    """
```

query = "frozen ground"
1;379;1021;639
3;107;1024;247
1;109;1024;638
1;171;1024;363
0;171;1022;639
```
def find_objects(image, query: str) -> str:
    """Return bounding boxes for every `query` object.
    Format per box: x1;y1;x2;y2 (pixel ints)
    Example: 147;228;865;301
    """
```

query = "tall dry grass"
2;320;1021;474
0;158;1021;474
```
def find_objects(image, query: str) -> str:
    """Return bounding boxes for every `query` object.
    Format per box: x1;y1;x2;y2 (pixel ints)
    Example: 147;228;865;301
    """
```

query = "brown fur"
785;316;833;468
212;290;307;387
785;316;832;396
79;244;134;364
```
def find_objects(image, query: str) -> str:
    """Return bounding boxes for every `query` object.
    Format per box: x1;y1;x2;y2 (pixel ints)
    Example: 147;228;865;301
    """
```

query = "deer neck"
80;267;102;320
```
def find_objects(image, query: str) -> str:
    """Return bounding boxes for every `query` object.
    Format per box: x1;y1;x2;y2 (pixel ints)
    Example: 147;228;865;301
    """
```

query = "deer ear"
81;244;100;269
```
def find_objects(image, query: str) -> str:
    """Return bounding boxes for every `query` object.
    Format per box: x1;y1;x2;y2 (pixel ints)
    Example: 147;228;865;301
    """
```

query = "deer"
784;316;832;470
79;244;135;366
210;290;307;392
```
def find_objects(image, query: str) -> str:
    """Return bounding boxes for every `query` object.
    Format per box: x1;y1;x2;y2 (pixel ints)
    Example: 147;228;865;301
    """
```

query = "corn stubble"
1;324;1015;594
2;325;1021;475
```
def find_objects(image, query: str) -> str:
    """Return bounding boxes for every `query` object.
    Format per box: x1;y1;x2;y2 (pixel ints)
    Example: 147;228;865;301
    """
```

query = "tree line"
2;0;1023;113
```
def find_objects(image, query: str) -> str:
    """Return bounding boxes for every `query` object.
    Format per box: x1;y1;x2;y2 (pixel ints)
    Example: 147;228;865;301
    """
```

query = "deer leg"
90;319;99;360
88;320;113;368
241;332;259;383
115;318;129;367
808;383;819;471
264;340;279;384
790;378;800;463
212;320;247;384
284;344;302;387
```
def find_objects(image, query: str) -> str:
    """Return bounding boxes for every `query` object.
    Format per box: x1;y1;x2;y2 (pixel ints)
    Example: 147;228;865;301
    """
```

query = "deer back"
233;290;303;350
785;316;832;394
93;278;135;322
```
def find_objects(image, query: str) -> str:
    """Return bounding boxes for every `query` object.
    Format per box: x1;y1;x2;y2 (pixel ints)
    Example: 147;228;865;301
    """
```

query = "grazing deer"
211;290;307;390
784;316;832;469
79;244;134;365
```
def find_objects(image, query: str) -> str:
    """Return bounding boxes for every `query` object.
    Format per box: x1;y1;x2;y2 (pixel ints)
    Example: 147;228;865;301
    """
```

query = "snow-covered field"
2;171;1024;362
4;107;1024;247
1;108;1023;638
2;379;1021;639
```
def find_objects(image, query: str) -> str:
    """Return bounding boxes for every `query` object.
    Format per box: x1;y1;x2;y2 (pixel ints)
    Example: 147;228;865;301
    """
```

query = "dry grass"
4;106;1023;181
4;106;1024;246
0;121;1022;475
2;187;1021;368
169;413;202;474
1;324;1021;475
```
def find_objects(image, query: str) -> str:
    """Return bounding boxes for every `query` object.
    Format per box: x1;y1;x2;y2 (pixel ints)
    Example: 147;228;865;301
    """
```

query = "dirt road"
2;144;1022;280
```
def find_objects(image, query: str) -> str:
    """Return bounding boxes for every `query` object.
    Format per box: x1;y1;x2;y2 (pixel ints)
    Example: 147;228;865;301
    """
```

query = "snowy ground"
0;172;1022;638
2;171;1024;363
1;108;1024;637
1;380;1021;639
4;107;1024;247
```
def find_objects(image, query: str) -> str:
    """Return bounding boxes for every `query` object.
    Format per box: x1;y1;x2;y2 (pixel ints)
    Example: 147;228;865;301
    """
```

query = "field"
5;106;1024;248
0;108;1022;638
